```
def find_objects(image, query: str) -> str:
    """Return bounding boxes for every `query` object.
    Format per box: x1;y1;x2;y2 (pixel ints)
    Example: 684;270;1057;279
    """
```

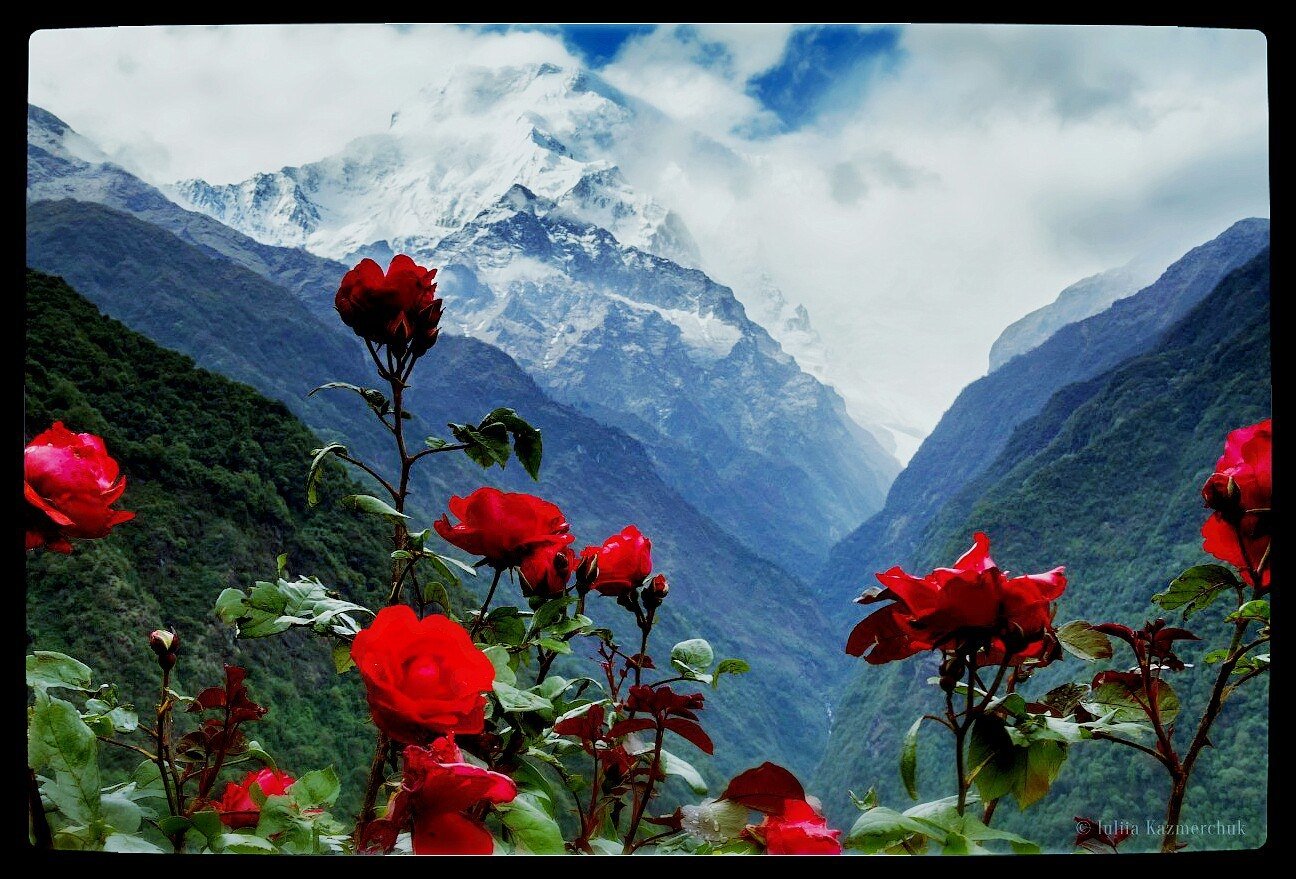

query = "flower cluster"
335;255;443;363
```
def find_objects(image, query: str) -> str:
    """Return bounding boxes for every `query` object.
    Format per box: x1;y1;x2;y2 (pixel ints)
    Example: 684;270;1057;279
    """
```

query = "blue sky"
549;23;905;130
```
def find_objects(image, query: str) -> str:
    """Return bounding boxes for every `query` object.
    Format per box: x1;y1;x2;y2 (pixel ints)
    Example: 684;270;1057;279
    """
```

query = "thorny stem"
98;737;157;761
1156;519;1268;852
154;668;180;831
623;724;666;853
470;568;504;639
336;453;399;502
356;350;423;842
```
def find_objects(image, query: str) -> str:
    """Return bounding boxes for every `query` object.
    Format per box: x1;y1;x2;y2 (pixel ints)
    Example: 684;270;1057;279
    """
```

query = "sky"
28;24;1270;454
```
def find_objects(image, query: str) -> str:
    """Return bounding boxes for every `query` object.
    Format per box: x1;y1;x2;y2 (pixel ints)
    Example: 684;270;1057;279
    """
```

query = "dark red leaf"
663;718;714;754
720;762;806;814
607;718;657;739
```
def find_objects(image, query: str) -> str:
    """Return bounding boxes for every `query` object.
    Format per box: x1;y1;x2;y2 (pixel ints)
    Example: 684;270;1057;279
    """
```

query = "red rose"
434;487;572;569
846;533;1066;666
518;543;576;599
351;606;496;743
398;738;517;855
335;255;443;359
24;422;134;553
216;768;295;829
1201;419;1271;590
749;799;842;855
581;525;653;596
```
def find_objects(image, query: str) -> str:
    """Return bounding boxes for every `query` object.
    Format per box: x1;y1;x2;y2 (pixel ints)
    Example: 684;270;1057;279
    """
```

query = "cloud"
29;24;577;183
28;24;1269;444
599;25;1269;433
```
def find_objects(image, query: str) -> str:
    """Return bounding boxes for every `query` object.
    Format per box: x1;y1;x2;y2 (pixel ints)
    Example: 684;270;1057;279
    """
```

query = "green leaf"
339;493;409;520
1227;599;1270;623
500;791;565;854
157;815;192;836
671;639;714;675
483;645;516;685
659;748;708;795
946;814;1040;854
1153;564;1240;619
421;580;456;619
1056;621;1114;662
846;806;934;853
681;798;750;843
218;833;279;853
290;767;341;809
26;651;93;694
104;833;167;853
100;789;143;833
530;596;570;632
306;442;347;507
217;576;372;639
712;659;750;689
537;637;572;654
308;382;390;417
968;715;1069;808
432;553;479;578
493;681;553;713
331;643;355;674
900;716;922;800
483;408;544;480
1083;677;1180;726
28;694;101;825
1202;648;1230;664
424;437;451;450
450;421;512;470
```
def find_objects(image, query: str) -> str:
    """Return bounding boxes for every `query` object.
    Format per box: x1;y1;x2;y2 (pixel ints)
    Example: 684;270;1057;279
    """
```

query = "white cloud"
600;25;1269;433
29;24;576;183
28;24;1269;446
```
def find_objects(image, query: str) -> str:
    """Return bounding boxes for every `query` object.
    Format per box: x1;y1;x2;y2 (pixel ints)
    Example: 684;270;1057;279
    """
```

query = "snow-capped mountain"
30;99;898;564
420;183;898;561
166;63;881;444
170;63;701;268
987;255;1169;372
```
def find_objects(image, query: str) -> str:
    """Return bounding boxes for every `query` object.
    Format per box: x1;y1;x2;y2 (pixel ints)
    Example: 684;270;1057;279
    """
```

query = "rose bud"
938;654;965;693
149;628;180;671
643;574;669;609
574;548;600;595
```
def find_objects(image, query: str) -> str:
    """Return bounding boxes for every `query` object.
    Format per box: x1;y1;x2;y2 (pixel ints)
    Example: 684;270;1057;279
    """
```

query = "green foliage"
448;407;544;481
23;270;476;815
215;576;372;639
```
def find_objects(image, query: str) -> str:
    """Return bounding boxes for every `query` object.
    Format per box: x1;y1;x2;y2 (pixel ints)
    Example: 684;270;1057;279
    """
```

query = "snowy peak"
28;104;112;167
165;60;700;265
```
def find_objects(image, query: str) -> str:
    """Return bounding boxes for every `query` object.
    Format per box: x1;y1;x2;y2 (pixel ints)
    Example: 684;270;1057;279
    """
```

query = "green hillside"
24;269;475;813
25;201;847;787
816;252;1271;850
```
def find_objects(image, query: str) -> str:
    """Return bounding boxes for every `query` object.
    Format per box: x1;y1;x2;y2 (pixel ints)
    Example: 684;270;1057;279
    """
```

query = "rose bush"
24;250;1269;857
